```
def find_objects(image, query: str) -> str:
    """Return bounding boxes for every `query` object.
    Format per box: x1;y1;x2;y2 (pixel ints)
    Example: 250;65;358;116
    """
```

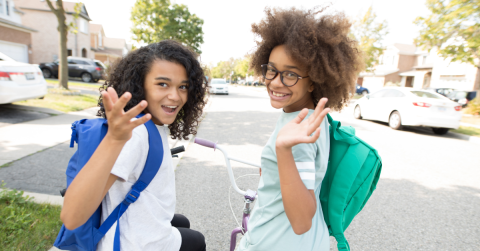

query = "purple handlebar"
194;138;216;150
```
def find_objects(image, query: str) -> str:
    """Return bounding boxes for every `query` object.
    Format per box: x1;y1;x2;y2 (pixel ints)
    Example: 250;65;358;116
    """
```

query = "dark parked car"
40;57;105;83
425;87;455;97
355;84;369;95
446;90;477;107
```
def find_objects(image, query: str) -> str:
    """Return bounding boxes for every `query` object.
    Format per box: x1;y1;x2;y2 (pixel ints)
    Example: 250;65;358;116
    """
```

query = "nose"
168;88;181;102
268;72;284;88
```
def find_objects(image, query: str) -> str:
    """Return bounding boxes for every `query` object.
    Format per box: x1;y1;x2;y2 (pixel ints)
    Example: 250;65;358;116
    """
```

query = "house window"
98;33;102;47
67;49;73;56
81;48;87;58
79;19;89;34
5;0;9;16
0;0;4;15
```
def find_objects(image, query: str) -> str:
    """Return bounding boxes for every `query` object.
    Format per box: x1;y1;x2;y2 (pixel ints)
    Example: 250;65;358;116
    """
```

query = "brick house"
13;0;93;64
90;23;129;67
0;0;36;63
359;43;480;92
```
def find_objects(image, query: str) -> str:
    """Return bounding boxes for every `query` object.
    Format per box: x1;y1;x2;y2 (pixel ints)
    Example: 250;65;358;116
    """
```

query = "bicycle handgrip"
194;138;216;149
170;145;185;155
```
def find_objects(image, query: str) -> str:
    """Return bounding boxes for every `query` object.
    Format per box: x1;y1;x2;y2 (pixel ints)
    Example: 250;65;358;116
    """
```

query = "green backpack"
320;114;382;251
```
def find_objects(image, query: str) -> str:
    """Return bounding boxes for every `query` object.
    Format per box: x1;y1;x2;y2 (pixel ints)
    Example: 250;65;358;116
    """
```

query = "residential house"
90;23;129;66
0;0;36;63
14;0;93;64
359;43;480;92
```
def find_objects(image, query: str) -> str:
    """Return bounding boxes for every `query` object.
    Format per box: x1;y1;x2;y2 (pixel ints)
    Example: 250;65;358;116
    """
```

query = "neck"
283;95;315;113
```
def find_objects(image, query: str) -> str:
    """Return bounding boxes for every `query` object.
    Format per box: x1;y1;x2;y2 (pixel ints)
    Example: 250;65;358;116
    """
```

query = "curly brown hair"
250;7;364;111
97;40;207;140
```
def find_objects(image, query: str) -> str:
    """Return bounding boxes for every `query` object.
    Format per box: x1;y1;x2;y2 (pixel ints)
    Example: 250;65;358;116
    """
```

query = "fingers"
101;91;114;112
130;113;151;128
112;92;132;114
293;108;309;124
125;100;148;119
107;87;119;105
302;128;321;144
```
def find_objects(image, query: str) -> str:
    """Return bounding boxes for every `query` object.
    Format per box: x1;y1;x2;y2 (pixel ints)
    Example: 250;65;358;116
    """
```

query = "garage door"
0;40;28;63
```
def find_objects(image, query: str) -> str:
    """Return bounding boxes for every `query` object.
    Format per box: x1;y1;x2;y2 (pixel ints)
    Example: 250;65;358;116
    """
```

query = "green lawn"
452;126;480;137
14;89;98;113
45;79;103;90
0;185;62;250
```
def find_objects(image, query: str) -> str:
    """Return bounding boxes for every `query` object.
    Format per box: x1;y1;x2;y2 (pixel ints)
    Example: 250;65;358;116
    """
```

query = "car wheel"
432;127;449;135
42;68;52;79
362;90;368;95
389;111;402;130
354;105;362;119
81;72;93;83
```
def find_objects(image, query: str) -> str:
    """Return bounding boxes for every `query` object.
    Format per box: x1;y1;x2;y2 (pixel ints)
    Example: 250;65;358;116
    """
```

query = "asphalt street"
0;85;478;250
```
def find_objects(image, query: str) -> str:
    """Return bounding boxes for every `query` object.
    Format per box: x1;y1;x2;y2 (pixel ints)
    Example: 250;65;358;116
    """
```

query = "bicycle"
194;138;259;251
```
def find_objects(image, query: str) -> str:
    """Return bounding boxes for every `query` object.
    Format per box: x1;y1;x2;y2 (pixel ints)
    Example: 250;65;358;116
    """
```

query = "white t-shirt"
97;124;181;251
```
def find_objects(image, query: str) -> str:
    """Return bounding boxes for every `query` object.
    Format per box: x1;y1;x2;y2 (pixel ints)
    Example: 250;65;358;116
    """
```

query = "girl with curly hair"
237;7;364;251
60;40;208;251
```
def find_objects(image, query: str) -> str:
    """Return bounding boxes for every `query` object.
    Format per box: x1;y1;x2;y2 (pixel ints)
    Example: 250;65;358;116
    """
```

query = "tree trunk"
57;1;68;90
46;0;69;90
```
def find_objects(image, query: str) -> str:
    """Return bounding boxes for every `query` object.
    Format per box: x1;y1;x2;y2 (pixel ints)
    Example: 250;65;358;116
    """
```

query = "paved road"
175;85;480;250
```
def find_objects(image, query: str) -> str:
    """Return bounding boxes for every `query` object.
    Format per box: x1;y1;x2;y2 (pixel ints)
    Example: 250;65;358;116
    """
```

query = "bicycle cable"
229;173;260;235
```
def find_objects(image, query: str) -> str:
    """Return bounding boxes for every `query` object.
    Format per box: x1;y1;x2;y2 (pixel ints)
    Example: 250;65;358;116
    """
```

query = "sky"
78;0;431;65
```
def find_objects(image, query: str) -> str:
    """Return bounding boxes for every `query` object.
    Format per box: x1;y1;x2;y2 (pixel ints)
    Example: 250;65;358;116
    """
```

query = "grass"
0;183;62;250
13;89;98;113
45;79;103;90
452;126;480;137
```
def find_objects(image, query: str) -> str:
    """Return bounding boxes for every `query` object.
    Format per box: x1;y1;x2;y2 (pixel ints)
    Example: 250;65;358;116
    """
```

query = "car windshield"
212;79;227;84
0;52;15;62
447;91;467;99
410;91;443;99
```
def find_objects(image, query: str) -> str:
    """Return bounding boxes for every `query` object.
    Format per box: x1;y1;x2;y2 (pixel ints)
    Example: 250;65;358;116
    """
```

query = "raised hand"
101;87;151;142
276;98;330;149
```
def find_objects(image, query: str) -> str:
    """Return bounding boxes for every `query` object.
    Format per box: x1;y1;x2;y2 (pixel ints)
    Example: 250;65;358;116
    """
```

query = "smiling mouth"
269;89;291;99
162;105;178;114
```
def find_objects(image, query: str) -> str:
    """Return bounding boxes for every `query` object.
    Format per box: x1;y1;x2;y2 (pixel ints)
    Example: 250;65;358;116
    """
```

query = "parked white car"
208;78;229;95
353;87;462;135
0;52;47;104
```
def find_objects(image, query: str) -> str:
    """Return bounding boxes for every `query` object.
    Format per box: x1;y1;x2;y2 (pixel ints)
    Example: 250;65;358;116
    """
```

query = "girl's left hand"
276;98;330;149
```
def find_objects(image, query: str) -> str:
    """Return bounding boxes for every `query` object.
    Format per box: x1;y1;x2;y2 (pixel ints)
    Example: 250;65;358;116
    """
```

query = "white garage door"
0;40;28;63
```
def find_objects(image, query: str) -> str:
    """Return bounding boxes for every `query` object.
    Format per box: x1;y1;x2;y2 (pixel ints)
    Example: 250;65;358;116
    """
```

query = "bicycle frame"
194;138;259;251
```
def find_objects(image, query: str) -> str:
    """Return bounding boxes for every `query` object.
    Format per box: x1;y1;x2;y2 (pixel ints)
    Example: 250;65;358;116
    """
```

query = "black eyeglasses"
261;64;309;87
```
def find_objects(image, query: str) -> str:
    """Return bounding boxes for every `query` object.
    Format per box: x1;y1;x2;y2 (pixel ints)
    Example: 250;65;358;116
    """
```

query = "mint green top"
238;109;330;251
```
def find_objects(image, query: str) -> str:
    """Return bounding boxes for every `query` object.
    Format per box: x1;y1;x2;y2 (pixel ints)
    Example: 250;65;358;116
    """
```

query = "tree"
131;0;204;54
415;0;480;90
45;0;80;89
350;6;389;72
235;56;254;78
211;58;238;79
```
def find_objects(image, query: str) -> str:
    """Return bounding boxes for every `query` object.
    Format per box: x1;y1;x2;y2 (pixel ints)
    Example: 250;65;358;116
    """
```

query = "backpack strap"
93;115;164;250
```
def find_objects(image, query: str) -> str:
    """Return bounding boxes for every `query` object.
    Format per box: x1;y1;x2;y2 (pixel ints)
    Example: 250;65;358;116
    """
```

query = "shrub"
465;97;480;115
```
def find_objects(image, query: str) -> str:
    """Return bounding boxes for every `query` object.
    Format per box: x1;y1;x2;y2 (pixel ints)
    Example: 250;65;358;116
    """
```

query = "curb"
449;131;480;145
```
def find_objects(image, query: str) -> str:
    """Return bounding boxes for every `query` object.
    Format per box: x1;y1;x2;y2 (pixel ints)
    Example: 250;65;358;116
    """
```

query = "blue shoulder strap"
93;115;164;250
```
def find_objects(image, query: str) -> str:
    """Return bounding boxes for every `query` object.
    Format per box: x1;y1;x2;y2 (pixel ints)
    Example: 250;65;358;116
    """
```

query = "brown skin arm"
61;88;151;230
276;147;317;235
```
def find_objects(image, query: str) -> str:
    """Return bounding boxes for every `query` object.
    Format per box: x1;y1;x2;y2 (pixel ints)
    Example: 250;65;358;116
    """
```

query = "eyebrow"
268;62;300;71
155;76;189;83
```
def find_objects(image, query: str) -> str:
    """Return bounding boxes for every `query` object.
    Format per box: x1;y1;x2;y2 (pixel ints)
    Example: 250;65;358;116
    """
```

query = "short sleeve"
291;143;317;190
110;127;147;182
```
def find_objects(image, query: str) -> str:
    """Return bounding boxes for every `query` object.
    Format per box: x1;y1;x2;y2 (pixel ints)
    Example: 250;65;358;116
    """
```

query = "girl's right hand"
102;87;151;143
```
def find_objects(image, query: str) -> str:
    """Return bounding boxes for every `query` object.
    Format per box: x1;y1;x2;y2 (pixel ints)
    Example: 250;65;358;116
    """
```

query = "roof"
0;17;37;32
393;43;417;55
399;70;416;77
94;48;123;57
16;1;92;21
104;37;126;49
89;23;103;34
360;68;399;77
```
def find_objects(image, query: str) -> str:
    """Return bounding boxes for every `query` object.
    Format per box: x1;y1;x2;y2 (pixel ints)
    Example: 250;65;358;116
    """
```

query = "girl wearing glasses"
237;7;364;251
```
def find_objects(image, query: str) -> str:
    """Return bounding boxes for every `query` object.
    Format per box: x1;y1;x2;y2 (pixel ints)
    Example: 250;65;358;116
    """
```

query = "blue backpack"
54;115;164;251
